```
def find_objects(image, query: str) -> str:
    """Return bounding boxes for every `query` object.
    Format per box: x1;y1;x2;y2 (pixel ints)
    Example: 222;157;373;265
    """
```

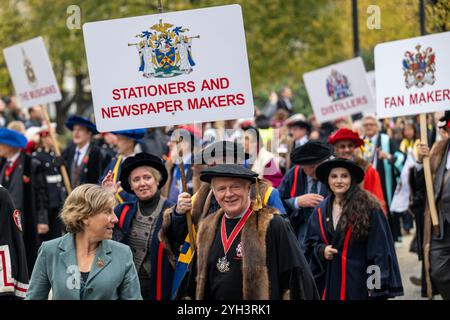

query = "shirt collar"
296;135;309;146
7;151;21;164
224;202;251;220
76;142;90;154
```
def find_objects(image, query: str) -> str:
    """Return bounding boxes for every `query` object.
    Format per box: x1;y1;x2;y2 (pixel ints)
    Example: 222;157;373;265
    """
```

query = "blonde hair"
7;121;26;134
128;166;161;186
60;184;116;233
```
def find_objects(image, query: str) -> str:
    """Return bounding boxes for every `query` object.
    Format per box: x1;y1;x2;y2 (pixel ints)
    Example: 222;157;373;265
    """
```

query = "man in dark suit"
62;115;111;189
0;128;49;276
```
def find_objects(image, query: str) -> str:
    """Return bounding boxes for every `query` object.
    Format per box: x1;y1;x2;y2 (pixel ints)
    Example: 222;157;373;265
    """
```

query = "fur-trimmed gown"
193;205;319;300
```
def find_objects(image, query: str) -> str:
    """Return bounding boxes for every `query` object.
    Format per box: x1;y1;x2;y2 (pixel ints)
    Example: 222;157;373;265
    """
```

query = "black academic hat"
291;141;333;165
119;152;168;193
200;164;258;184
316;158;365;185
255;114;271;129
286;114;312;133
193;140;250;165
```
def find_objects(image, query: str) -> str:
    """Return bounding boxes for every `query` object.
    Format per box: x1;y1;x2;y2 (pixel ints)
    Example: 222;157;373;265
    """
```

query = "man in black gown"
191;164;318;300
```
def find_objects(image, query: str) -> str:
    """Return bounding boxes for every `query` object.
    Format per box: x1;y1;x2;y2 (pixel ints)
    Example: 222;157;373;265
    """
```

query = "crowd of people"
0;90;449;300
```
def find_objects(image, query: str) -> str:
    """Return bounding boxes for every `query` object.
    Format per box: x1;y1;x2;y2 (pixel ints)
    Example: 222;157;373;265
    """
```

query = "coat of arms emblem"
326;69;352;101
402;45;436;89
129;19;200;78
22;48;38;88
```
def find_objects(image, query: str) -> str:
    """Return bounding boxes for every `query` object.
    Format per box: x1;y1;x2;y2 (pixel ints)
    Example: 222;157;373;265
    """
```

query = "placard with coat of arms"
303;57;375;124
83;5;254;132
375;31;450;119
3;36;62;109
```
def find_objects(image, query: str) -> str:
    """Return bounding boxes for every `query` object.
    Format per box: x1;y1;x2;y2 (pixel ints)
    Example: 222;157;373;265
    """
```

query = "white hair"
362;114;381;129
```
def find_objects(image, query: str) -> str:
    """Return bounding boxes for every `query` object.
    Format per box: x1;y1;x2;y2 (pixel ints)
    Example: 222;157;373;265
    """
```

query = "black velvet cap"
192;140;250;165
316;158;365;185
290;141;333;165
119;152;168;193
200;164;258;183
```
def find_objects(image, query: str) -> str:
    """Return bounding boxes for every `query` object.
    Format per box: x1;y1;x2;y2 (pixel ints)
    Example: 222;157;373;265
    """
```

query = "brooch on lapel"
23;175;30;184
82;156;89;164
96;258;104;268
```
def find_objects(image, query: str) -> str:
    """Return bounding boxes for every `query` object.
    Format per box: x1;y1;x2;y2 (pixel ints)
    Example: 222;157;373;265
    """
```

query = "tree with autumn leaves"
0;0;448;132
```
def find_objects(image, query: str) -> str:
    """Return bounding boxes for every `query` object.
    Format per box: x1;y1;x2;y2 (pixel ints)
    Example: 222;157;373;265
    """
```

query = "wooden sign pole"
41;105;72;194
419;114;439;229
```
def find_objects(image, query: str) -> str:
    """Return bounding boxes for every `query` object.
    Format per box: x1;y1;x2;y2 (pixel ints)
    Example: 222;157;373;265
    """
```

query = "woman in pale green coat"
26;184;142;300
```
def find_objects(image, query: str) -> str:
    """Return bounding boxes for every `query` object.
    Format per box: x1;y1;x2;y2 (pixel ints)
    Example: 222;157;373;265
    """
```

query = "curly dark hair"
335;182;382;241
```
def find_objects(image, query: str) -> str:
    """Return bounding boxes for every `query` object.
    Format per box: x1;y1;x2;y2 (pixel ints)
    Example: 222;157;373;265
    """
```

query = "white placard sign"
3;36;62;109
83;4;254;132
375;31;450;119
303;57;374;123
367;70;376;100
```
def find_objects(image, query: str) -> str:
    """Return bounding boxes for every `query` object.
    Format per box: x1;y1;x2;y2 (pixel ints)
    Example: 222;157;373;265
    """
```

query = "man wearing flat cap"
62;115;111;189
285;114;311;169
278;141;333;246
286;114;311;149
186;164;318;300
0;128;49;276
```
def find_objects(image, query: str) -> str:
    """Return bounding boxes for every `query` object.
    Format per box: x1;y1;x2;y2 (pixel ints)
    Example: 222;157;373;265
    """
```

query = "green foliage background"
0;0;448;126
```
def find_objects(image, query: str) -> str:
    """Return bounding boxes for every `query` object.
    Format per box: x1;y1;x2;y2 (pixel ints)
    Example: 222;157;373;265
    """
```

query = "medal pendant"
216;256;230;273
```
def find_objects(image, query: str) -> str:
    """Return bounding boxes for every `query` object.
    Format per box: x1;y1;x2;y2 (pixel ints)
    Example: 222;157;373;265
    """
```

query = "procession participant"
390;121;419;238
414;111;450;299
283;114;311;169
304;158;403;300
103;152;184;300
26;184;142;300
327;128;386;213
0;128;49;276
93;132;118;159
32;129;67;240
361;115;403;214
140;128;170;159
166;140;286;299
190;164;318;300
61;115;111;189
362;115;404;240
242;126;284;188
278;141;333;245
0;186;29;300
24;105;43;129
100;129;146;204
165;125;201;203
285;114;311;148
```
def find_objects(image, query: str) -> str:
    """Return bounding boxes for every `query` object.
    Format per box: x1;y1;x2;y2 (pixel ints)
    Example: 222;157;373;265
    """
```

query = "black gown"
202;213;319;300
303;196;404;300
0;186;29;299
